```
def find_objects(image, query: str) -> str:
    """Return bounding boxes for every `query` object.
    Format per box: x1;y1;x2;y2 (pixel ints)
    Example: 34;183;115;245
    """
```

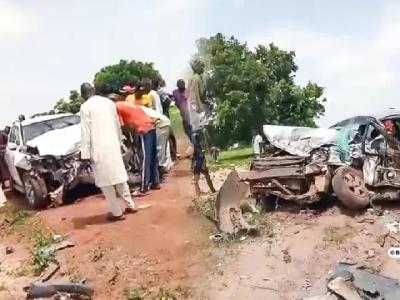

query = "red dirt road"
37;160;206;299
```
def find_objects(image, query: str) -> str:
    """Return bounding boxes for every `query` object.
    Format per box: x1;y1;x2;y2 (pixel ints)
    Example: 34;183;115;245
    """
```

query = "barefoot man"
80;83;136;221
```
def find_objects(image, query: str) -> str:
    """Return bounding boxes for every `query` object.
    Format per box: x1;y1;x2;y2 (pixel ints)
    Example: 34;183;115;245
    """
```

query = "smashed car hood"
27;125;81;157
263;125;339;157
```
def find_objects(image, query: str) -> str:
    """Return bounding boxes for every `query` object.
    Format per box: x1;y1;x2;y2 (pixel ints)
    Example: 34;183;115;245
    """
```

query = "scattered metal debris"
328;276;361;300
38;262;60;282
356;217;376;224
378;231;390;247
301;279;312;291
215;170;258;235
366;249;375;259
42;240;75;255
307;262;400;300
282;248;291;264
25;282;94;299
5;246;14;255
209;234;223;242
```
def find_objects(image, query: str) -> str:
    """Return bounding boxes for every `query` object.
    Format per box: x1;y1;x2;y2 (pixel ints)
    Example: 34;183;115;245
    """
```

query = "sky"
1;0;400;128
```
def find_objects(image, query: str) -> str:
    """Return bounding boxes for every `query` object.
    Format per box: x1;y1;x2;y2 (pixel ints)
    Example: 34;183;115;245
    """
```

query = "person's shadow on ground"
72;213;114;229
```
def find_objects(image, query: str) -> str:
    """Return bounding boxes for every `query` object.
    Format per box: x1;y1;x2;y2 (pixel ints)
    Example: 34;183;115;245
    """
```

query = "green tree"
93;59;163;94
195;33;326;147
54;90;84;114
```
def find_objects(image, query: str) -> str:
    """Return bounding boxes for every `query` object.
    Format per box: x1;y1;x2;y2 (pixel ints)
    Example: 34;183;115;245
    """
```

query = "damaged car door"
5;124;24;188
362;118;400;202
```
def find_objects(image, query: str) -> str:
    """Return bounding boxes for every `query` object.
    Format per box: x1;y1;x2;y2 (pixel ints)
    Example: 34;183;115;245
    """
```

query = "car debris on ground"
305;262;400;300
214;170;258;236
5;245;14;255
24;282;94;299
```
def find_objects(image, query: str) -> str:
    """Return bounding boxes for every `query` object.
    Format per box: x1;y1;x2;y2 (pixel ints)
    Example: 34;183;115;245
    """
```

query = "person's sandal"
125;207;138;214
106;214;125;222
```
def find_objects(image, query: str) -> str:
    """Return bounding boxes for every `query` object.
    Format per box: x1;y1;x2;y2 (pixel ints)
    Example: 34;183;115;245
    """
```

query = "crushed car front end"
20;147;93;208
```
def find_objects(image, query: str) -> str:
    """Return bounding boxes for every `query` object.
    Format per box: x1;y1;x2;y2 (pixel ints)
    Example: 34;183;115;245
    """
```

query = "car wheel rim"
343;172;366;197
25;181;35;206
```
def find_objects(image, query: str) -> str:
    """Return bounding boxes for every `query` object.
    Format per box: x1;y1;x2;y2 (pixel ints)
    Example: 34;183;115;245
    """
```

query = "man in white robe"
79;83;136;221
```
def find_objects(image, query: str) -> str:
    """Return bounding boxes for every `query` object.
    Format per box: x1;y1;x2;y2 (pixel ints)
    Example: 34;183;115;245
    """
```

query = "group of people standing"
79;60;216;220
80;80;172;220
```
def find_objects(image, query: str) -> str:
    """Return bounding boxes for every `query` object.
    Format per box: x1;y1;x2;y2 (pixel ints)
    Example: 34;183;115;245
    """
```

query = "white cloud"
0;1;39;38
247;2;400;127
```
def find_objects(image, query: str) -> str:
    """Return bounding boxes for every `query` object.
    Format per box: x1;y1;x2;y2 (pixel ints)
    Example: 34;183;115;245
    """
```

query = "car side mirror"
8;142;17;151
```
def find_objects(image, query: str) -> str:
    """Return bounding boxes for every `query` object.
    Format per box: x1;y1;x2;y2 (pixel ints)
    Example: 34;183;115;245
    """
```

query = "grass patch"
89;245;105;262
155;289;177;300
123;287;181;300
190;195;216;221
30;231;56;275
0;204;55;275
0;204;42;240
245;212;274;238
124;287;147;300
208;147;253;171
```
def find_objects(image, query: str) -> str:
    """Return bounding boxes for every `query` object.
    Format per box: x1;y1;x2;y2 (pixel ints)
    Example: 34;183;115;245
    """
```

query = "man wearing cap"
126;83;152;108
120;84;135;101
80;83;137;221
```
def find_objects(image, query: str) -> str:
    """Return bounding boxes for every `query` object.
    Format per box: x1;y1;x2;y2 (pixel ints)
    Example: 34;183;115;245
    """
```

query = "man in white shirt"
252;129;263;158
143;79;163;115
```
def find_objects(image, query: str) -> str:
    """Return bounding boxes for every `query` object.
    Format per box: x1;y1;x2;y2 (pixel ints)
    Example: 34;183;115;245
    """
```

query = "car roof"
330;108;400;128
18;113;76;126
371;108;400;120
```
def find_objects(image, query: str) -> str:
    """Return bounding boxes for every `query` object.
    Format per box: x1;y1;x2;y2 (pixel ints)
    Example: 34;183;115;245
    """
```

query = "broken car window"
9;126;20;145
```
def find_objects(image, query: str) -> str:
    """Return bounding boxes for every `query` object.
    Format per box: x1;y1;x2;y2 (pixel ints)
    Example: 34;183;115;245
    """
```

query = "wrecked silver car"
242;110;400;210
5;113;93;209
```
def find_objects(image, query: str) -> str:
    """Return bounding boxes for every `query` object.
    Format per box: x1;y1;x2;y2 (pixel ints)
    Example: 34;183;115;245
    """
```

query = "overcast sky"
1;0;399;128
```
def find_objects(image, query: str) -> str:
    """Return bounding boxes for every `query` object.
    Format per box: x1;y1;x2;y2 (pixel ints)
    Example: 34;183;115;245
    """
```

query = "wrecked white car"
243;110;400;210
5;113;93;209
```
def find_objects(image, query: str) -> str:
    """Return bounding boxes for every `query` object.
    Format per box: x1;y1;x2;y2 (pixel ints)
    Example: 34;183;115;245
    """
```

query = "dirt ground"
0;159;210;299
198;177;400;299
2;162;400;299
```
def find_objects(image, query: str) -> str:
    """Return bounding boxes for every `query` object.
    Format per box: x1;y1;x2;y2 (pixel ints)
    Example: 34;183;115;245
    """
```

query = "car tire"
22;174;49;209
332;166;369;209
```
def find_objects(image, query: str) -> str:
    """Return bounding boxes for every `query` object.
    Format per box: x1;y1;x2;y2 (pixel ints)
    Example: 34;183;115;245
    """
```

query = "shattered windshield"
22;115;80;143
